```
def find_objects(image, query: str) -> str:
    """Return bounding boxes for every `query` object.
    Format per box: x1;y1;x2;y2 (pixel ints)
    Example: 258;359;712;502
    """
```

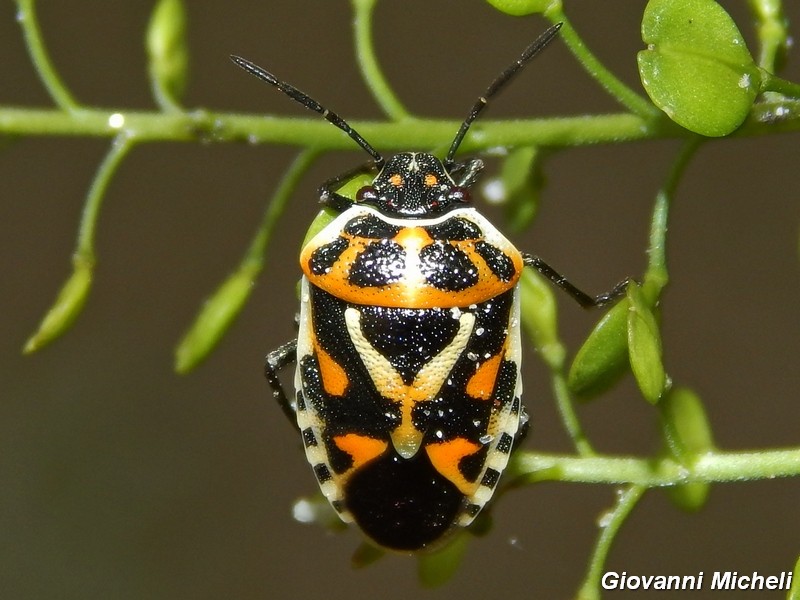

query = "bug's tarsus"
444;22;563;169
230;54;385;169
450;158;485;188
264;339;300;431
522;253;631;309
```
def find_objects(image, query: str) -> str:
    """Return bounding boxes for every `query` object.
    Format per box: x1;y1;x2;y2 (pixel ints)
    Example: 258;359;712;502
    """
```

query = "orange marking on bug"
424;173;438;187
333;434;388;471
389;173;403;187
393;226;434;254
425;438;483;495
466;351;504;400
312;331;349;397
301;230;524;308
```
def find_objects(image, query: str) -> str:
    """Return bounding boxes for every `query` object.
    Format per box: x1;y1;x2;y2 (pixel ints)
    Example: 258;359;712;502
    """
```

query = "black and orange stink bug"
232;23;628;552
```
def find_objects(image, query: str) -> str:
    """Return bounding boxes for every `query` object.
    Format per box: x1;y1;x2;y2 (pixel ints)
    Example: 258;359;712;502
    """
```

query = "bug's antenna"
443;22;563;169
230;55;385;169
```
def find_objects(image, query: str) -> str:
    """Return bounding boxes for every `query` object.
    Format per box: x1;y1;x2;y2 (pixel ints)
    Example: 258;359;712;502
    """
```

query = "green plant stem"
762;72;800;98
544;6;658;119
552;368;596;457
508;446;800;486
577;485;645;600
748;0;789;72
77;134;137;261
643;138;703;300
15;0;79;111
173;149;319;373
242;149;320;271
3;100;796;149
351;0;410;121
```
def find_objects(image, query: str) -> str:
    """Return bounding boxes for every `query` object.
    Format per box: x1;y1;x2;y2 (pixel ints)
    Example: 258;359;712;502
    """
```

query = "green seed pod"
661;387;715;511
567;298;630;399
627;282;667;404
174;263;258;373
146;0;189;108
23;258;93;354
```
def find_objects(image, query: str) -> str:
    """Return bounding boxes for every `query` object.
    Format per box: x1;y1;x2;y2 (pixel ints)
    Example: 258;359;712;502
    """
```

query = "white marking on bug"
344;306;475;458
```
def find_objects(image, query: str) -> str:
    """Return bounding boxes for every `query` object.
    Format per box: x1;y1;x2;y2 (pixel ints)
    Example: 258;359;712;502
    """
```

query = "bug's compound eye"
356;185;378;203
448;186;470;204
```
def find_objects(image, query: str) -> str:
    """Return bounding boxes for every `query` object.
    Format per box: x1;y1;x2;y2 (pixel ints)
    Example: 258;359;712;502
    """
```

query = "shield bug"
232;22;628;552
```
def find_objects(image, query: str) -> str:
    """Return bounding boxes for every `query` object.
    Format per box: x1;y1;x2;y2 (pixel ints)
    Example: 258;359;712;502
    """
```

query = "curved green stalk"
577;486;645;600
545;6;659;119
552;368;596;457
174;149;320;373
15;0;79;111
23;135;135;353
643;137;703;300
351;0;410;120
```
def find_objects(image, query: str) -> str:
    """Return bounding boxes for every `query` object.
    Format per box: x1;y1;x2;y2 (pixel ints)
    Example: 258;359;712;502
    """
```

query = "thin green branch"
76;135;137;259
552;368;596;457
761;71;800;98
3;103;799;150
508;446;800;487
643;138;703;300
577;486;645;600
23;134;135;353
351;0;410;120
174;149;320;373
243;150;320;270
544;6;658;119
15;0;79;111
747;0;790;72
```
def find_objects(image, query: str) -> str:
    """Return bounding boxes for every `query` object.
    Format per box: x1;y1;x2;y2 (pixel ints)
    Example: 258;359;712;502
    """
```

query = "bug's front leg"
318;161;379;210
522;253;631;308
264;339;300;432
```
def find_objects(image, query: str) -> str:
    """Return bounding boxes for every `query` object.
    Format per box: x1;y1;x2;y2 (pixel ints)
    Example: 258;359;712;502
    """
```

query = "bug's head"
355;153;469;218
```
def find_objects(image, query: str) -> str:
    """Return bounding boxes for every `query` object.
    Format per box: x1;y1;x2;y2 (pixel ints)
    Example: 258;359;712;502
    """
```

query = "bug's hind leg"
522;253;631;309
264;339;300;432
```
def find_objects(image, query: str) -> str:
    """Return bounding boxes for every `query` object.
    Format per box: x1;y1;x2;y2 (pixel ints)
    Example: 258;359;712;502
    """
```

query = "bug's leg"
514;407;530;448
449;159;485;188
318;161;380;210
265;339;300;431
522;253;630;308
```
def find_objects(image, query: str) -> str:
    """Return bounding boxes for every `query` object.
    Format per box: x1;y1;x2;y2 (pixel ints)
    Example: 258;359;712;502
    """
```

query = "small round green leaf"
627;283;667;404
417;532;470;587
660;387;715;460
567;298;630;399
351;542;386;569
301;206;339;250
638;0;762;136
484;0;553;16
667;482;710;513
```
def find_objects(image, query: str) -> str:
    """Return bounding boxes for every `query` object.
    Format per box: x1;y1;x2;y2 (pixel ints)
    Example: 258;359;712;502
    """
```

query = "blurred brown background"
1;1;798;598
